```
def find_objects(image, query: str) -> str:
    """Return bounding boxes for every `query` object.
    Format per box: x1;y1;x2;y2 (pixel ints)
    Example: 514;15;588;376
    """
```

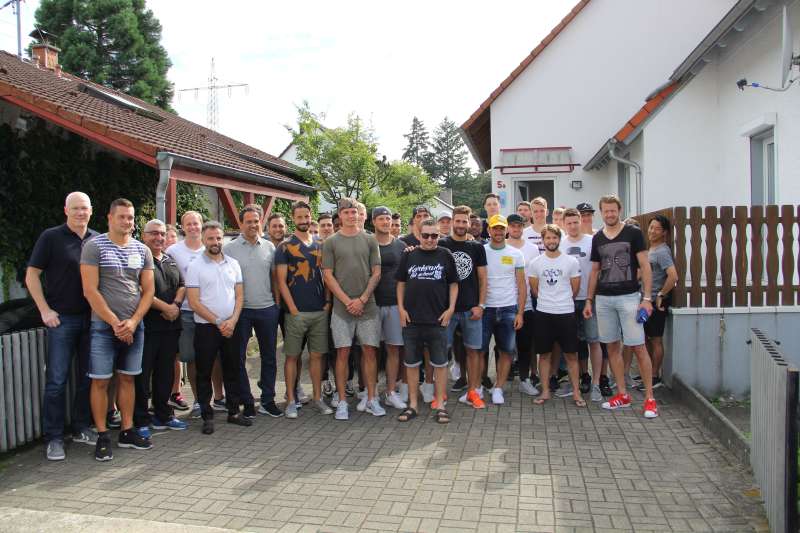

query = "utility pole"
177;58;248;131
1;0;22;58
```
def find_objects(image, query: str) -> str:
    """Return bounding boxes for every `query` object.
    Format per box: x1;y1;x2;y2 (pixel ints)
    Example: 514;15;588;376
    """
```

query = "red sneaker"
601;393;631;410
643;398;659;418
467;389;485;409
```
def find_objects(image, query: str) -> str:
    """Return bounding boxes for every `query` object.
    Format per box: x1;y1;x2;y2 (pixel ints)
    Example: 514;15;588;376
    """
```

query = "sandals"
397;407;418;422
434;409;451;424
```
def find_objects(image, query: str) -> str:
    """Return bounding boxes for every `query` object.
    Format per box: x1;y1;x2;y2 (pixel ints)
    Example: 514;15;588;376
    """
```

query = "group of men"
28;188;675;463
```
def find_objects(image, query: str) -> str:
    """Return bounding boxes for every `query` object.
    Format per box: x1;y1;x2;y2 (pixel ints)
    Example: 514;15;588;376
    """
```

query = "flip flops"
398;407;418;422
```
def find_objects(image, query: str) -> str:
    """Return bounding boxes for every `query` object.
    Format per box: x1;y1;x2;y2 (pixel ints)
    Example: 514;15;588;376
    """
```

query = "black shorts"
644;296;670;338
533;310;578;354
515;309;536;358
402;325;448;368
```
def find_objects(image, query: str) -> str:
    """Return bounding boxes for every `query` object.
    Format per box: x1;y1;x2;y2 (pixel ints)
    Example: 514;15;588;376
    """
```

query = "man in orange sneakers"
583;195;658;418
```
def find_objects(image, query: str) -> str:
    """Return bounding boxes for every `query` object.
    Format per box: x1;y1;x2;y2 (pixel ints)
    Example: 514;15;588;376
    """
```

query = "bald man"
27;192;99;461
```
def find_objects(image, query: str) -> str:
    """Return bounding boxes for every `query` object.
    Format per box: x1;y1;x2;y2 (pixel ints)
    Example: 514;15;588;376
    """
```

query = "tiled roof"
0;50;307;190
613;82;679;143
460;0;591;170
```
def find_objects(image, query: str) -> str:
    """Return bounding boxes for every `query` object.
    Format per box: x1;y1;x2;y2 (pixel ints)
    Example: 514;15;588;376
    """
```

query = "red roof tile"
613;82;679;142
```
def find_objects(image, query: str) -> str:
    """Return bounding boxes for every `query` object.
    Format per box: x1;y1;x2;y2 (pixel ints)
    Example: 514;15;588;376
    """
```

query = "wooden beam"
262;196;276;217
166;178;177;225
243;192;255;205
216;187;241;230
171;166;309;202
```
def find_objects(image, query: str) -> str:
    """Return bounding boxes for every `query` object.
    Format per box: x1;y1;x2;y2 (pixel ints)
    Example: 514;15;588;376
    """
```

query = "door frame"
511;176;556;212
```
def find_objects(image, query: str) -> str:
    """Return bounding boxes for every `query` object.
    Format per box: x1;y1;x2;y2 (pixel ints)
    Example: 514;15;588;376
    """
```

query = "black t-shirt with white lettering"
438;237;487;312
590;225;646;296
396;247;458;325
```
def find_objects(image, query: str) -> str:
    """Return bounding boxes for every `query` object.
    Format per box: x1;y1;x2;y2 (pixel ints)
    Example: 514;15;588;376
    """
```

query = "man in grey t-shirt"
224;204;281;418
322;197;384;420
80;198;154;461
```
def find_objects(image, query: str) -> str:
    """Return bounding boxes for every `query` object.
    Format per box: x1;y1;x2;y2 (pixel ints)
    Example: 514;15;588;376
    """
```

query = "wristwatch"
214;317;223;326
479;303;486;309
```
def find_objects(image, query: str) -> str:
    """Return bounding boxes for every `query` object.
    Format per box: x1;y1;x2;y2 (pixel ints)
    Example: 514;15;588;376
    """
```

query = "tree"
363;160;440;223
288;103;380;205
35;0;174;110
402;117;431;167
451;170;492;212
430;117;469;189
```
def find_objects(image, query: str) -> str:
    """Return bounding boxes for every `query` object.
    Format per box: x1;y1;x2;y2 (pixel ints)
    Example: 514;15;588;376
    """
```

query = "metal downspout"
608;139;643;214
156;152;174;222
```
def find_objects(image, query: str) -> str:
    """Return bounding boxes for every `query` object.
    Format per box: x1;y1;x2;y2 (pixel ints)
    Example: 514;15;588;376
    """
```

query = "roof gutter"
608;139;643;215
155;152;173;223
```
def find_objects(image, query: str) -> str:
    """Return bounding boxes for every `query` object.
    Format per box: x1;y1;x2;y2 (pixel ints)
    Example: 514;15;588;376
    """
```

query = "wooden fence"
632;205;799;308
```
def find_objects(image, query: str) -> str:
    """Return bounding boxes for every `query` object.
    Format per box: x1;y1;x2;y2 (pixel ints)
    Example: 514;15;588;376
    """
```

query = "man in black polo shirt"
133;220;188;434
26;191;99;461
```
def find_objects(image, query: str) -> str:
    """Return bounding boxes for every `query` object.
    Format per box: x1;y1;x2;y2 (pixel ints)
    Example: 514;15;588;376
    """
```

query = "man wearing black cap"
577;202;597;236
401;206;430;247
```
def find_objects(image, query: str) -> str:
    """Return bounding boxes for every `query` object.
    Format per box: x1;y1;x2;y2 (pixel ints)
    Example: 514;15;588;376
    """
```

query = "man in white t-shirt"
506;214;540;396
560;208;603;402
522;196;548;253
482;215;526;405
529;224;583;406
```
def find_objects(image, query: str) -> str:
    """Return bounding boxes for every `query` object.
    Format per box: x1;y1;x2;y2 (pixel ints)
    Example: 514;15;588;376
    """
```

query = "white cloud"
1;0;576;164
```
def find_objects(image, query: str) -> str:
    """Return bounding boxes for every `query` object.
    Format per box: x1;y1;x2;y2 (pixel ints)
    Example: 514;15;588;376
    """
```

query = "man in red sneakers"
583;195;658;418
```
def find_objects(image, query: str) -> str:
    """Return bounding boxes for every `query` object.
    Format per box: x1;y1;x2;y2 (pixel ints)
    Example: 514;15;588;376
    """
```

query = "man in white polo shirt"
186;221;251;435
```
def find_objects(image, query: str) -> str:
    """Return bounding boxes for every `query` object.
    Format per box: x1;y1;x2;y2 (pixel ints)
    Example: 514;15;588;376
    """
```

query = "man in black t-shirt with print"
396;219;458;423
583;195;658;419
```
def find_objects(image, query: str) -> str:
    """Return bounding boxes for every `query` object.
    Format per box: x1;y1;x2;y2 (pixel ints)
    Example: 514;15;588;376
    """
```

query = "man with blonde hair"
523;197;548;252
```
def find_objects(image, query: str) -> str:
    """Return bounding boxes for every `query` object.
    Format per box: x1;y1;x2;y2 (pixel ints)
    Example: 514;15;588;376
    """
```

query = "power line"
177;58;249;131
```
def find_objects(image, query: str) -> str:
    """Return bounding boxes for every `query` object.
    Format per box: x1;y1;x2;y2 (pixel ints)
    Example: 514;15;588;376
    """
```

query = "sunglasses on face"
420;233;438;240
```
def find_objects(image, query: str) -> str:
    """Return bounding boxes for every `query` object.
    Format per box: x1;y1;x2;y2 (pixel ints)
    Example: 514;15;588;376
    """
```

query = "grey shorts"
284;311;328;356
331;311;380;349
379;305;404;346
178;310;196;363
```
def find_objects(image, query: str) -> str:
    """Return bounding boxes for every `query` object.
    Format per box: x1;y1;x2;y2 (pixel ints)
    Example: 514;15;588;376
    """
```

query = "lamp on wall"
570;180;583;190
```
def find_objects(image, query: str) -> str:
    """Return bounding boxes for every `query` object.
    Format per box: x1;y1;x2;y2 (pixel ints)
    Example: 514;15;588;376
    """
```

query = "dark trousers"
516;310;536;380
43;313;91;442
195;323;241;419
134;329;179;426
237;305;279;406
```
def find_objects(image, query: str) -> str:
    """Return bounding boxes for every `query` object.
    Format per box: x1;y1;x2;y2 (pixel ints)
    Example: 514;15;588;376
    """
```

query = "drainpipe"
608;139;643;214
156;152;174;222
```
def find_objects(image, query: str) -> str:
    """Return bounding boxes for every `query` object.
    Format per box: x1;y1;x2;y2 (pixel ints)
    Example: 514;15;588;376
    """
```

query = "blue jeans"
481;305;518;353
236;305;279;406
88;321;145;378
43;313;92;442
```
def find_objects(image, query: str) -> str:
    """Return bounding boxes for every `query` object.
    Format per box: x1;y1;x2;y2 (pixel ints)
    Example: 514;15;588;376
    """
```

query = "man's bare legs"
606;341;654;399
361;345;378;400
493;351;514;389
385;344;401;395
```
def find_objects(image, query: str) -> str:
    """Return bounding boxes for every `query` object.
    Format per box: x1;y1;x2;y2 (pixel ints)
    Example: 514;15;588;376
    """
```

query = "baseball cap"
507;213;526;225
412;205;430;217
576;202;595;213
437;211;452;221
371;206;391;219
337;198;358;211
488;214;508;228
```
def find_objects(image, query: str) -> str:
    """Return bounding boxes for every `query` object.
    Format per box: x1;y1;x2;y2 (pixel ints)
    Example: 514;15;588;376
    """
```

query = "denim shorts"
574;300;599;343
402;325;448;368
596;293;645;347
89;320;145;379
445;310;483;350
481;305;518;353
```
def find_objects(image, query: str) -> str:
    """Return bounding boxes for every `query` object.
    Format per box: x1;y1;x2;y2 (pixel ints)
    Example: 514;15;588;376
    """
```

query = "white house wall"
640;0;800;210
489;0;736;217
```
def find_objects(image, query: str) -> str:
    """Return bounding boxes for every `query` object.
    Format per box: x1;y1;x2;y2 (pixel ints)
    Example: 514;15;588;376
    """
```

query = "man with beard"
225;205;281;418
517;201;533;228
469;214;485;244
583;195;658;418
440;206;487;409
80;198;155;460
529;225;583;406
186;221;251;434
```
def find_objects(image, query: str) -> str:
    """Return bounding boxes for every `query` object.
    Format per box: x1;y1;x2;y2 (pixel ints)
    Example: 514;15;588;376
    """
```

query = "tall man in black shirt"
27;192;99;461
396;219;458;423
583;195;658;419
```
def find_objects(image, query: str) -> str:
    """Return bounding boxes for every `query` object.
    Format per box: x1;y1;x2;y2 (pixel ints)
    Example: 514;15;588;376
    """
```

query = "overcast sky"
0;0;575;164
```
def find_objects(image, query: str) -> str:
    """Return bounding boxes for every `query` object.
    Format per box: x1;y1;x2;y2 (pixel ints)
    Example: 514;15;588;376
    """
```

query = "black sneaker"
212;397;227;411
106;409;121;430
557;368;569;383
510;361;519;378
258;401;284;418
652;376;663;389
548;375;559;394
243;404;257;419
202;419;214;435
450;377;467;392
481;376;494;390
599;375;613;397
579;373;591;394
531;374;541;388
118;428;153;450
227;414;253;427
94;433;113;462
168;393;190;411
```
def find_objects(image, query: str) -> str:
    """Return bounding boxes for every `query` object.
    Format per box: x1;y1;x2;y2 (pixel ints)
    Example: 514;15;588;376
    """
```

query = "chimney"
31;43;60;70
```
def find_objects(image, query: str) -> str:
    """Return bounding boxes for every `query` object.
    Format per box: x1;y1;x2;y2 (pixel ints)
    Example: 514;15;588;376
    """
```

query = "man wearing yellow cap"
481;215;526;405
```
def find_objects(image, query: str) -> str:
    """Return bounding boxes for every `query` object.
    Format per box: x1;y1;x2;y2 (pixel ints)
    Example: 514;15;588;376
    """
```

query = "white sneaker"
335;401;349;420
478;386;485;399
590;384;603;403
449;361;461;381
556;384;574;398
385;391;407;410
356;394;368;412
491;387;505;405
421;382;434;403
398;382;409;402
458;391;470;404
357;389;367;400
296;385;310;405
366;398;386;417
519;378;539;396
330;396;340;408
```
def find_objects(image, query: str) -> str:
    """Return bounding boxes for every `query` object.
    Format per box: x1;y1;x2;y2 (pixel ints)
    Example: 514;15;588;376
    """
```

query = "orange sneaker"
643;398;659;418
467;389;485;409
